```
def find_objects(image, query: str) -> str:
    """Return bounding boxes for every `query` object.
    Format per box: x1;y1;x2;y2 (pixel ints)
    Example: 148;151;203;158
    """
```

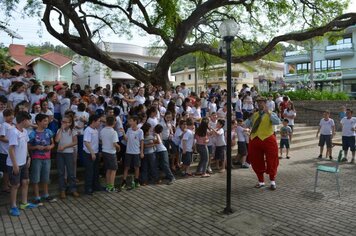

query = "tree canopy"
1;0;356;89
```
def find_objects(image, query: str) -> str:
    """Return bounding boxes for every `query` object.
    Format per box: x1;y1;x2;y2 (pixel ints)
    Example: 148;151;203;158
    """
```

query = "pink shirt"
195;134;208;145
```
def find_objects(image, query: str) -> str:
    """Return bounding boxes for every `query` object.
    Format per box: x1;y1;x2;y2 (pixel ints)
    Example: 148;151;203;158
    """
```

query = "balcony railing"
285;50;308;57
326;43;353;51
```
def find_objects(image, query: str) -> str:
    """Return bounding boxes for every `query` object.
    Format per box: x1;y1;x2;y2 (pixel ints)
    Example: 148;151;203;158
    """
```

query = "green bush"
261;90;349;101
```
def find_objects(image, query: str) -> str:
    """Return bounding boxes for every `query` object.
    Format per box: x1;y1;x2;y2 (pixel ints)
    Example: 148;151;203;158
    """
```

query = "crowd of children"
0;69;298;217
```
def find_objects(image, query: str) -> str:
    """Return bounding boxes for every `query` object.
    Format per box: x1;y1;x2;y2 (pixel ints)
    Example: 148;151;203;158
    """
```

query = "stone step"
289;137;342;151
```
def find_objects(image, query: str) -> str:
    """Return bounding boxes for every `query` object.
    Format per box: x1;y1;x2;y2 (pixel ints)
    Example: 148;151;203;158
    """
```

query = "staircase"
276;123;342;151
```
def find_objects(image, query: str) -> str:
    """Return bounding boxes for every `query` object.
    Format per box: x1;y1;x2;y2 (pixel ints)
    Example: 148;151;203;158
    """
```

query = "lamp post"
219;19;239;215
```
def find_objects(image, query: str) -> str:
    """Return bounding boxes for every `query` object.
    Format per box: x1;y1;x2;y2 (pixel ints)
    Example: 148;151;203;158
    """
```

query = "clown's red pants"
248;135;279;182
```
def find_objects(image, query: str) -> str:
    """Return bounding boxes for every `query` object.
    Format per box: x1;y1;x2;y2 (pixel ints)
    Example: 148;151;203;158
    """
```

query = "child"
140;123;158;185
121;116;144;190
0;95;8;124
236;119;250;168
100;116;121;192
212;119;226;172
207;112;218;173
29;84;45;107
0;109;14;193
195;118;210;177
279;119;292;159
154;124;176;184
316;110;335;159
28;114;56;204
172;119;186;170
75;102;89;170
181;118;195;176
7;111;37;216
160;111;175;170
83;114;103;195
55;114;80;199
8;82;28;109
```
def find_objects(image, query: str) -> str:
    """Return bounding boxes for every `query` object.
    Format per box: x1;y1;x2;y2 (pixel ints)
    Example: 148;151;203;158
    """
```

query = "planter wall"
293;100;356;131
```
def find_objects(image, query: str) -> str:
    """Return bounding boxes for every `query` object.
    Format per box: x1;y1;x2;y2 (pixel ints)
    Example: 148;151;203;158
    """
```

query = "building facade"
284;25;356;96
74;42;173;88
9;44;75;85
172;60;284;93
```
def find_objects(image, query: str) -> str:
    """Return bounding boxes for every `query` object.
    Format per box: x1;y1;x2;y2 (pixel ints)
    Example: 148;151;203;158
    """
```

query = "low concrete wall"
293;100;356;130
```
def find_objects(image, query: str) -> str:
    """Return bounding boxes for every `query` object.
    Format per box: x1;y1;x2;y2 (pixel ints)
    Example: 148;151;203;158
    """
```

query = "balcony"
285;71;343;83
342;68;356;80
284;50;310;64
325;43;354;59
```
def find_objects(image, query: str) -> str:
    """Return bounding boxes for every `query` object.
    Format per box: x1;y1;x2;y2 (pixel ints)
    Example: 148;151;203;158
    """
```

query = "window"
314;59;341;72
296;62;310;74
126;60;138;64
144;62;157;71
188;74;192;80
336;36;352;45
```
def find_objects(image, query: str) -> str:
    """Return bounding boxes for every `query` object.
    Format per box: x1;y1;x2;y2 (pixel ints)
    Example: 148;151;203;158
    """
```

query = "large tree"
2;0;356;89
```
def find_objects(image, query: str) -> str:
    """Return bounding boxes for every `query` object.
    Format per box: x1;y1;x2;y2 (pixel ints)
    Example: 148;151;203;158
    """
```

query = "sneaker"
9;207;20;216
44;196;57;203
286;156;291;159
20;202;38;210
72;192;80;197
32;198;41;205
167;178;176;185
341;157;348;162
329;156;333;160
317;154;322;159
106;187;118;193
120;182;127;190
241;164;250;169
60;191;66;199
134;181;140;188
279;156;283;159
270;184;277;191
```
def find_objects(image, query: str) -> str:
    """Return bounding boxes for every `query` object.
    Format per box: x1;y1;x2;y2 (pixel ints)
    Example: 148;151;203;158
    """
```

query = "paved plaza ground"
1;146;356;236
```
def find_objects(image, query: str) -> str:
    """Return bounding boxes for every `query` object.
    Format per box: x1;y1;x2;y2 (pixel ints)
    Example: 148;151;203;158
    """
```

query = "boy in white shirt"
181;118;195;176
83;114;103;195
340;109;356;163
100;116;120;192
7;111;37;216
121;116;144;190
212;119;226;172
236;119;250;168
0;109;14;194
316;110;335;159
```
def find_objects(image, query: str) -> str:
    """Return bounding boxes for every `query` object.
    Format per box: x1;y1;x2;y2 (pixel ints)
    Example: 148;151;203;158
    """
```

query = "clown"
247;96;281;190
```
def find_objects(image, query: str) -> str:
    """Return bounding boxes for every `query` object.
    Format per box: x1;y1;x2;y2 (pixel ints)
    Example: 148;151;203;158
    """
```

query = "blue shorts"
182;151;193;166
0;153;7;172
215;146;226;160
342;136;355;151
30;159;51;184
280;139;290;149
125;154;141;168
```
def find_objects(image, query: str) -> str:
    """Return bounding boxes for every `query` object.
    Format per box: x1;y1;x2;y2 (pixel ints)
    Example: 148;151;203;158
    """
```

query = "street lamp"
219;19;239;215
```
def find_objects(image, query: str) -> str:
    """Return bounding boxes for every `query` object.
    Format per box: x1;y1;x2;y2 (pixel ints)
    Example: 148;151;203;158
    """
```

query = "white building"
74;42;173;88
173;60;284;93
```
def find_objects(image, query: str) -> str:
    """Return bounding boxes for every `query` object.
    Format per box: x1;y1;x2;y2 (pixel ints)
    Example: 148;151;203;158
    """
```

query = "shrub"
261;90;349;101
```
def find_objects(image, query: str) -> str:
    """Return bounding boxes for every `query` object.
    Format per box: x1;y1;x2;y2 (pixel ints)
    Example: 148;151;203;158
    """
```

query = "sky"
0;0;356;47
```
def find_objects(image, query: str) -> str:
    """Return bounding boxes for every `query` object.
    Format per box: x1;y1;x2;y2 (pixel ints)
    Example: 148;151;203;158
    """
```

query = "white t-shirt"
217;108;227;120
173;127;183;146
60;98;71;117
100;127;119;154
134;95;146;107
7;127;29;166
147;117;159;134
8;92;28;108
319;118;335;135
160;120;173;140
83;126;99;154
41;110;53;116
0;78;11;95
215;128;226;146
235;99;242;112
283;109;296;126
209;103;217;114
125;128;144;154
341;117;356;137
0;122;14;154
155;134;167;152
267;100;275;112
75;111;89;135
191;107;201;120
208;120;217;146
236;126;246;142
181;129;194;152
29;93;45;107
57;129;77;153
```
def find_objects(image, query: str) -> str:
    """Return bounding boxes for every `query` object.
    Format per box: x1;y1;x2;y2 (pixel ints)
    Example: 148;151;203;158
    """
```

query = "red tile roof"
8;44;73;69
38;51;73;67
